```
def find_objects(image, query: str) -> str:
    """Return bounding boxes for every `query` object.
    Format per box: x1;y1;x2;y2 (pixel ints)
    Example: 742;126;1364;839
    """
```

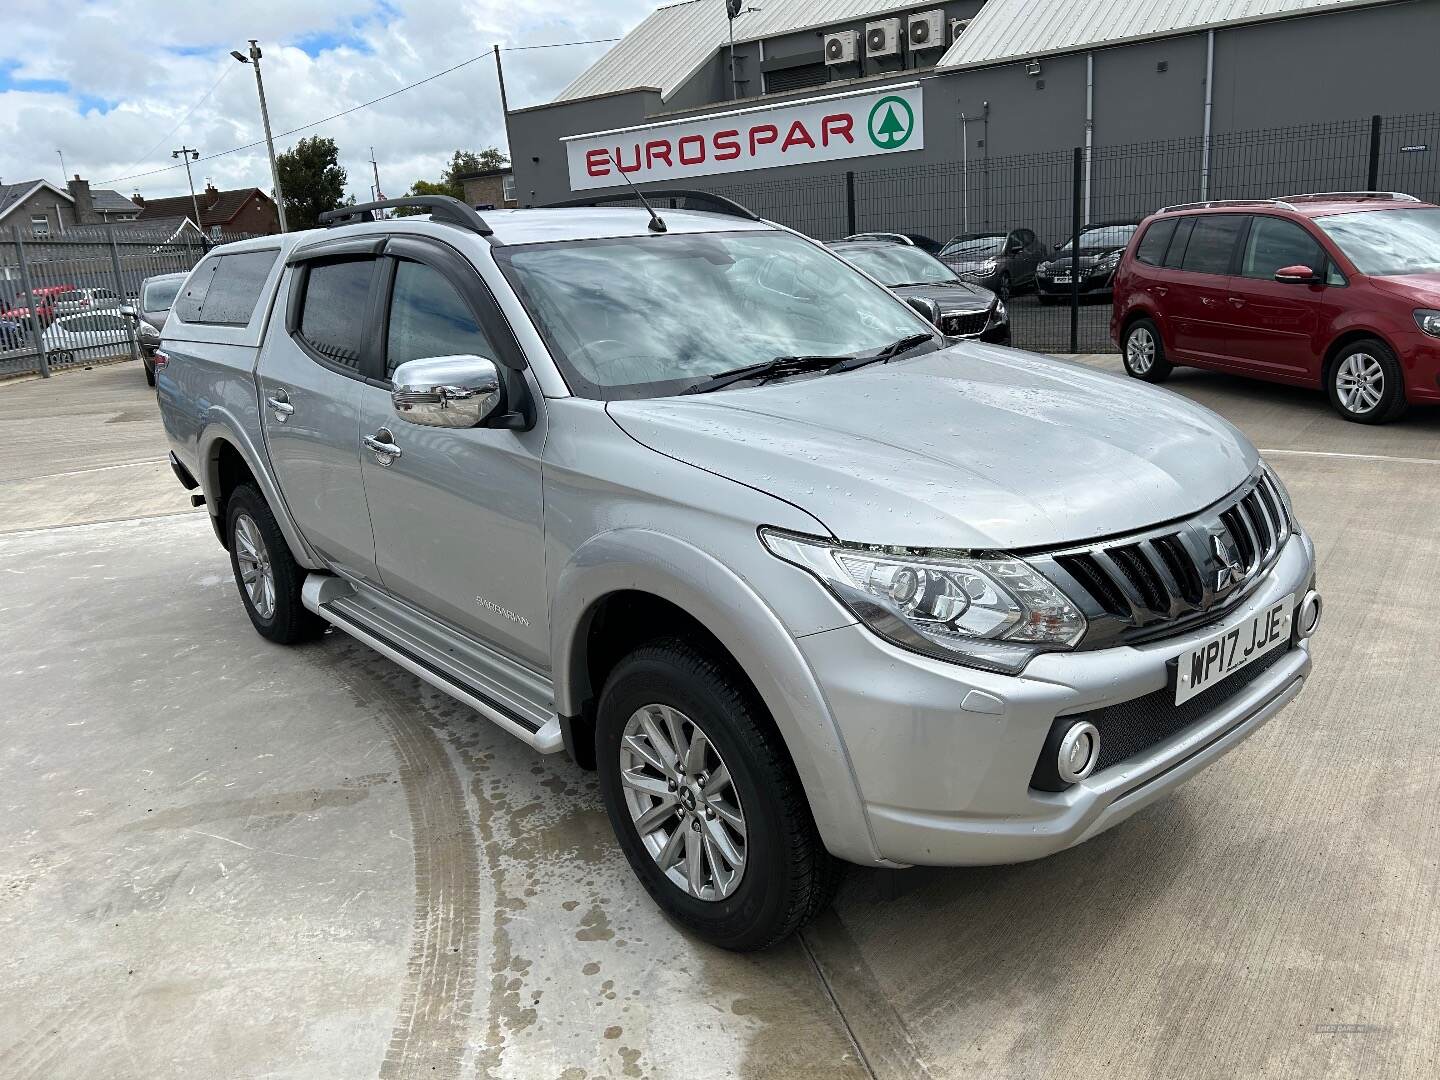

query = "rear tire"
596;639;841;951
225;484;327;645
1122;317;1173;383
144;360;156;387
1327;339;1407;424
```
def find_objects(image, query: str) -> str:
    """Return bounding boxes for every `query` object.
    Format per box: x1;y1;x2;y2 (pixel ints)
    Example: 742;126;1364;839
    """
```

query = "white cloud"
0;0;659;204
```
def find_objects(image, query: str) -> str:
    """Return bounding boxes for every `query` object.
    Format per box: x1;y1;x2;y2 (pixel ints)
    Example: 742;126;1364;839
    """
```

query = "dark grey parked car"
829;240;1009;343
938;229;1048;300
1035;223;1140;303
124;272;187;385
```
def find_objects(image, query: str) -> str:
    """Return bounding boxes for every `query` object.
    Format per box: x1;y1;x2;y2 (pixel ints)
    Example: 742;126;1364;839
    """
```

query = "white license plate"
1175;595;1293;705
1052;275;1072;284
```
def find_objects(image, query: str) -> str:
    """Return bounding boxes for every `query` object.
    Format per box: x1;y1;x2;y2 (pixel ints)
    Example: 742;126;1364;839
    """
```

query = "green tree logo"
867;96;915;149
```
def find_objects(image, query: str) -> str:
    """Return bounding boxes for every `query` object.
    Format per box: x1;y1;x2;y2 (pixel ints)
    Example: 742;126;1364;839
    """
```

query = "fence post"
1070;146;1083;356
844;171;856;236
1366;114;1383;190
11;225;50;378
106;223;144;369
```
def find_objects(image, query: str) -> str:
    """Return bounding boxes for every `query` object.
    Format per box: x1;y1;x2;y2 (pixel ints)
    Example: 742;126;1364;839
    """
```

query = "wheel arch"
197;419;323;568
1322;327;1402;388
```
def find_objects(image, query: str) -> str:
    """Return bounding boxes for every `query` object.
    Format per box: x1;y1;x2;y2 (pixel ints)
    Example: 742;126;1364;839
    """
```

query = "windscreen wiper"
681;353;850;395
826;333;937;374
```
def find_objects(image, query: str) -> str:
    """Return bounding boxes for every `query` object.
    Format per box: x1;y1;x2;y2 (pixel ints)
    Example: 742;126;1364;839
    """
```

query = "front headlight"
1261;460;1297;522
1091;251;1121;274
138;322;160;340
1414;309;1440;338
993;299;1008;321
977;259;997;274
761;529;1086;673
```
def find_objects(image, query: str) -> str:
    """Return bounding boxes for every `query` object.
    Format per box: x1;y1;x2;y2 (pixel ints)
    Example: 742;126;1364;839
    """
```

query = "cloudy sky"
0;0;663;203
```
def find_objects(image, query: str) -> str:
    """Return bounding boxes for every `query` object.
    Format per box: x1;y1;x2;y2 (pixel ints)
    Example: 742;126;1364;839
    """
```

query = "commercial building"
508;0;1440;208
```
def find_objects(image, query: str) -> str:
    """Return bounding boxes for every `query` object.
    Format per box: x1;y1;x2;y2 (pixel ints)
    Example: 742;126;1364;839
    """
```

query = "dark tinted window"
385;261;497;377
1180;215;1246;275
1161;217;1195;268
1135;219;1177;266
299;259;375;371
1240;217;1325;279
173;259;219;322
192;250;279;325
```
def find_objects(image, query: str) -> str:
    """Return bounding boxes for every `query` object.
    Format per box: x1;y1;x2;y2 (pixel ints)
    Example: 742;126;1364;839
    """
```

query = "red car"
1;284;76;325
1111;193;1440;423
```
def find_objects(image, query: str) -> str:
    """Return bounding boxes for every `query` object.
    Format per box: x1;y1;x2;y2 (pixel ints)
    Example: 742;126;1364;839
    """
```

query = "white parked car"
41;311;134;362
51;287;122;317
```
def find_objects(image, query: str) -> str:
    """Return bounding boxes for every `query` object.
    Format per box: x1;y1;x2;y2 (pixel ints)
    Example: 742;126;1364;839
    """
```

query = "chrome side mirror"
905;295;942;326
119;304;137;319
391;355;502;429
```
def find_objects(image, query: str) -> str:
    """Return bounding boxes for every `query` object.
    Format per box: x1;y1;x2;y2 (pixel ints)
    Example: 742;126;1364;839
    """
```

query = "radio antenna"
606;151;666;233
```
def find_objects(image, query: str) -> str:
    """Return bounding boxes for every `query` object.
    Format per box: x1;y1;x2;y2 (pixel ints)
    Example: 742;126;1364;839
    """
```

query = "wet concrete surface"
2;357;1438;1078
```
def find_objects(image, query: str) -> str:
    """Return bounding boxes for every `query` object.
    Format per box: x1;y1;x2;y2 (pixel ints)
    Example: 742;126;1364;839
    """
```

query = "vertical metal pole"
1200;30;1215;200
180;151;202;233
1070;146;1082;356
492;44;514;169
249;41;289;233
960;115;970;235
1367;114;1383;190
1084;53;1094;224
844;171;856;236
12;225;50;377
106;223;143;368
728;18;739;100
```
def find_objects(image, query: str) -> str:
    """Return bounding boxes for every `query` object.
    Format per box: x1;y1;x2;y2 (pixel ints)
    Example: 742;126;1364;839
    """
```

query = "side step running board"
301;574;564;753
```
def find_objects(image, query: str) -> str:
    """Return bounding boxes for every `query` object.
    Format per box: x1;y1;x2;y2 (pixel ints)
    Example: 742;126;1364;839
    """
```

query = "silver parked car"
50;286;122;317
157;194;1321;950
125;271;188;385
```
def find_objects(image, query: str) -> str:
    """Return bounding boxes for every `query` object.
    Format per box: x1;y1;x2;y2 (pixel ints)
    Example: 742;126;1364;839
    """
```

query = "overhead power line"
99;36;622;186
121;62;236;180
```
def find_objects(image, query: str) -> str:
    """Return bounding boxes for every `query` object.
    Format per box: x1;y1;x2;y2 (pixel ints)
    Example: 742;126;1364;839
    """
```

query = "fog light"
1057;721;1100;784
1296;590;1322;640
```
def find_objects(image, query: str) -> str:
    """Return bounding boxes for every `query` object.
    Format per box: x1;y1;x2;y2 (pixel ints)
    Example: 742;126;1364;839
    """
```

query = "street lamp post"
171;146;203;233
232;40;288;232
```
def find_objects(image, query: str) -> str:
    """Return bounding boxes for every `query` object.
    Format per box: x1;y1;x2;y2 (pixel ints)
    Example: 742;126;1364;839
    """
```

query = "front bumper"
1036;270;1116;296
798;530;1316;867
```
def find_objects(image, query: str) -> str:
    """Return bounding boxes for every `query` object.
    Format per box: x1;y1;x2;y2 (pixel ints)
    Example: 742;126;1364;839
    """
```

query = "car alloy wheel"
1334;352;1385;415
618;702;747;901
233;513;276;620
1126;325;1156;375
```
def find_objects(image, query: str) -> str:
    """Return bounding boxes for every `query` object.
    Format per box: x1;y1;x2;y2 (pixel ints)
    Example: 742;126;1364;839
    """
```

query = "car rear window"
299;258;375;371
1179;215;1246;275
1135;219;1177;265
179;250;279;326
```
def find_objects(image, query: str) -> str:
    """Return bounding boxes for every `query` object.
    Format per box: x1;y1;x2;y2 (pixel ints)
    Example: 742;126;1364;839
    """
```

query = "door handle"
363;430;402;466
266;390;293;422
1228;297;1246;307
1151;286;1168;296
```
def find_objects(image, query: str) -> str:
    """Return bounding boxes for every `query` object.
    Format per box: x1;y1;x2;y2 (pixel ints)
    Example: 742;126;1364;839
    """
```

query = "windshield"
143;278;183;313
940;236;1005;258
496;231;932;400
1315;208;1440;276
835;244;958;287
1055;225;1136;256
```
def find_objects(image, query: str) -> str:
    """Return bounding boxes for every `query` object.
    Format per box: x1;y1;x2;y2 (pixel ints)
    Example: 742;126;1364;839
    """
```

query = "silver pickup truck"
157;193;1321;950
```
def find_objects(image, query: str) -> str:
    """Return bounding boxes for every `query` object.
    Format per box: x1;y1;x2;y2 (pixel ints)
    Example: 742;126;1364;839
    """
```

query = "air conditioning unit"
823;30;859;65
949;17;972;43
865;18;901;59
908;10;945;51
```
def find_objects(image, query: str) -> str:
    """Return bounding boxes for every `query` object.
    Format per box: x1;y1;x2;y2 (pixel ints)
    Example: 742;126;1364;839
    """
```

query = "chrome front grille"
1033;473;1292;649
941;310;989;337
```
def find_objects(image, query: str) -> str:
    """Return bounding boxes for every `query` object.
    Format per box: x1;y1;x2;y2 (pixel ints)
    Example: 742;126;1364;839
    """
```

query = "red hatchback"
1111;192;1440;423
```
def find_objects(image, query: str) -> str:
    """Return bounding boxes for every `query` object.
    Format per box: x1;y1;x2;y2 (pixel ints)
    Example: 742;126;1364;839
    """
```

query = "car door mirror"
391;355;503;429
904;295;942;326
119;303;137;319
1273;264;1320;285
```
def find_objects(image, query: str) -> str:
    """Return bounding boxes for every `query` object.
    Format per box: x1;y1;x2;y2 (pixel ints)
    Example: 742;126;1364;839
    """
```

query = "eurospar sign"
564;84;924;191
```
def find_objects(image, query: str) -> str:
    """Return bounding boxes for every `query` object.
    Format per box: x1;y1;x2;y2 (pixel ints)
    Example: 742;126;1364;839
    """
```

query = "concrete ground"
1;356;1437;1080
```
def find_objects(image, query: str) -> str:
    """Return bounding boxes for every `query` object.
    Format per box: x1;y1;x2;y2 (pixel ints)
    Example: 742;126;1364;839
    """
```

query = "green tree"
275;136;349;228
396;148;509;213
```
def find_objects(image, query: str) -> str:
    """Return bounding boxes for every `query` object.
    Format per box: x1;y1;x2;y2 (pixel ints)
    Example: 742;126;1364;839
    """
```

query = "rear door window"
189;250;279;326
1179;215;1246;276
173;259;220;322
1160;217;1196;269
1239;216;1326;279
298;258;376;372
1135;219;1177;266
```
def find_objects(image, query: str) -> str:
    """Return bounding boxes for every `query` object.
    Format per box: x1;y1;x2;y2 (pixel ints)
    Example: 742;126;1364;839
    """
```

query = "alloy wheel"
1335;352;1384;414
1126;326;1156;375
233;513;276;620
619;703;747;901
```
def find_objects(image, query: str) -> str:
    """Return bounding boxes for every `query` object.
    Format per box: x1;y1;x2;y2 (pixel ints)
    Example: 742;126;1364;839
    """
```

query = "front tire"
225;484;326;644
1328;339;1407;424
596;640;840;951
996;273;1012;302
1122;317;1173;383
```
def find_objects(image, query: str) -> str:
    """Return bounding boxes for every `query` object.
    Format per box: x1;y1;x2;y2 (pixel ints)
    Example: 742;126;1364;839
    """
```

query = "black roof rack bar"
542;188;761;222
318;195;494;236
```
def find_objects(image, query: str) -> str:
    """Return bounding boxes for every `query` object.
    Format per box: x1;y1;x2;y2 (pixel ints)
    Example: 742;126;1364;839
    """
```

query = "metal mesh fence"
654;111;1440;354
0;225;254;378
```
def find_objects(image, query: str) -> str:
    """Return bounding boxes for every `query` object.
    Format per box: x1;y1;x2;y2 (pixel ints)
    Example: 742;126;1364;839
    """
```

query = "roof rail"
317;195;494;236
1278;191;1421;203
542;188;761;222
1157;199;1294;213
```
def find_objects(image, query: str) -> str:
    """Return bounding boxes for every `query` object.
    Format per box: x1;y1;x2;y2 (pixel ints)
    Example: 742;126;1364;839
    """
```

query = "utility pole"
492;45;513;161
171;146;203;232
369;147;385;218
56;149;66;183
232;40;289;232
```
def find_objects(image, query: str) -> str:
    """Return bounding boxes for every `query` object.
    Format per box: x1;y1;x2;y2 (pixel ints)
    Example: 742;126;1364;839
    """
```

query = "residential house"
0;177;142;238
133;184;280;238
458;166;518;210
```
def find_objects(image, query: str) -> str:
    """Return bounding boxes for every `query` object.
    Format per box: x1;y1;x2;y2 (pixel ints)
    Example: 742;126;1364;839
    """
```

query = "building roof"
0;179;72;223
91;189;141;215
554;0;928;104
136;187;272;227
937;0;1393;70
